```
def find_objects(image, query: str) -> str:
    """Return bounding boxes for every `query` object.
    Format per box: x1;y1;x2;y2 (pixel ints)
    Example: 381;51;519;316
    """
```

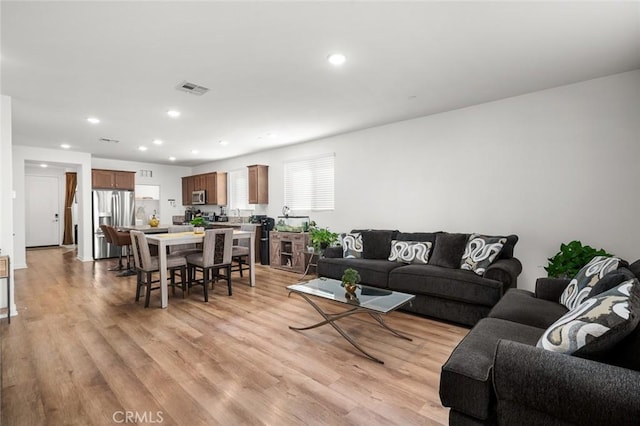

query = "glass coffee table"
287;277;415;364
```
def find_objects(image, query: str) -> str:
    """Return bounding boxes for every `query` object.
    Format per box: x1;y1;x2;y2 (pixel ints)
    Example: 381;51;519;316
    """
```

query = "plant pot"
193;227;205;234
344;283;357;294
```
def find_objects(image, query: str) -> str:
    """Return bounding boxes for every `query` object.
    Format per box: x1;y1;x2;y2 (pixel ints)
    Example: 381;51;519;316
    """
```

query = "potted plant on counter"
190;216;206;234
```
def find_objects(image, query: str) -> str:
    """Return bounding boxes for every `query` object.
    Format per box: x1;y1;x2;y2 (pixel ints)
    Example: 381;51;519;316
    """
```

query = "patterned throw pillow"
537;278;640;355
388;240;432;264
341;233;363;259
460;234;507;276
559;256;622;310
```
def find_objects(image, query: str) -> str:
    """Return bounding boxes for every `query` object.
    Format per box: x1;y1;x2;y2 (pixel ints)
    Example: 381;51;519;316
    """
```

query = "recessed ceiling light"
87;117;100;124
40;164;48;168
153;139;163;145
219;140;229;146
191;149;199;154
167;110;181;118
138;146;148;151
327;53;346;66
60;143;71;149
169;156;176;161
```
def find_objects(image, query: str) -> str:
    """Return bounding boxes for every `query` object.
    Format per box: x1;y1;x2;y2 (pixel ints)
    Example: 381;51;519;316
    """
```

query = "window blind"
228;168;249;211
284;153;335;211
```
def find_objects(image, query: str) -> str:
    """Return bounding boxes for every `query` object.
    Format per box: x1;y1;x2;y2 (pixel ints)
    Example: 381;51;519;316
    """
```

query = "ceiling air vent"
176;80;209;96
98;137;120;144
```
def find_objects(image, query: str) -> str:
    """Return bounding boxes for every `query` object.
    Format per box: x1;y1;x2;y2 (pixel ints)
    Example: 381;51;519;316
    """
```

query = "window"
228;168;250;211
284;153;335;211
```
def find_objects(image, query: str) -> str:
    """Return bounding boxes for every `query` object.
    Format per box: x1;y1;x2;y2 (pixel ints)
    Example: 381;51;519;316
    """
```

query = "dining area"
100;224;256;308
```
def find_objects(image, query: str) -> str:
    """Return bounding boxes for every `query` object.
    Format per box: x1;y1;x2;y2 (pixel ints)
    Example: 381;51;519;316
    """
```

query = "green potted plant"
190;216;206;234
545;240;612;278
341;268;361;294
308;222;338;252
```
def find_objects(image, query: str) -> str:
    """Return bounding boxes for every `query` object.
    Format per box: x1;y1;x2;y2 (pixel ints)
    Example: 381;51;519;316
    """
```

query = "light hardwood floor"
2;247;468;425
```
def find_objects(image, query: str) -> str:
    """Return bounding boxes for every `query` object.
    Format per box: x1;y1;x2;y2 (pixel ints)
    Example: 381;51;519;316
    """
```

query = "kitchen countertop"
173;222;258;228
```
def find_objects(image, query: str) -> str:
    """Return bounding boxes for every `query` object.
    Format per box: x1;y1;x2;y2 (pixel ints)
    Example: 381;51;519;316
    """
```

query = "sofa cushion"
628;258;640;278
461;234;507;276
340;233;363;259
429;232;469;269
488;289;569;329
601;323;640;371
388;264;503;307
388;240;432;264
396;232;438;245
538;278;640;356
559;256;623;310
440;318;544;420
497;234;518;260
316;257;401;289
361;230;395;260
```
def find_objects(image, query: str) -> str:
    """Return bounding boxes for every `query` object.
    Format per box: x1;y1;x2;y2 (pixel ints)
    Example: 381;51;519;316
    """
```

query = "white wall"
194;70;640;291
13;146;93;267
91;158;191;223
0;95;16;317
24;164;71;246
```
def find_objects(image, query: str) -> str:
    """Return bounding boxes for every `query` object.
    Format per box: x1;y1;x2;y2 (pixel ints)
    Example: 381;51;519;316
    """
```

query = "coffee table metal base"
288;291;412;364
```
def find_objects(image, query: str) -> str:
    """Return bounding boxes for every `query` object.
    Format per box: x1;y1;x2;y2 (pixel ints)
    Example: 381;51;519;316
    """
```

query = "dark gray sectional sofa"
317;230;522;326
440;260;640;425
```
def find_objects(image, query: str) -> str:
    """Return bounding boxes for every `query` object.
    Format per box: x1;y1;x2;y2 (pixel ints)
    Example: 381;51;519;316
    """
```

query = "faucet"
234;208;241;217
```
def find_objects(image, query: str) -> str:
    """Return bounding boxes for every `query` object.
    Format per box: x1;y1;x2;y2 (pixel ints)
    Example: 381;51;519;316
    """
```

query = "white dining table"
145;229;255;308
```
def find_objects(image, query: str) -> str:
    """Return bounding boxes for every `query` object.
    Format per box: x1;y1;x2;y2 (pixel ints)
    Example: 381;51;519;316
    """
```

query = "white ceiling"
2;1;639;167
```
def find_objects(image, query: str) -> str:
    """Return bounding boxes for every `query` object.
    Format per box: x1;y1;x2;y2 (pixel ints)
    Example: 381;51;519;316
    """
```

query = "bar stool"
104;225;136;277
100;224;123;271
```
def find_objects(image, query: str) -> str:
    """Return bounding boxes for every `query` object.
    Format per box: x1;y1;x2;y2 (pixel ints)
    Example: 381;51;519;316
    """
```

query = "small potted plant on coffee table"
341;268;361;294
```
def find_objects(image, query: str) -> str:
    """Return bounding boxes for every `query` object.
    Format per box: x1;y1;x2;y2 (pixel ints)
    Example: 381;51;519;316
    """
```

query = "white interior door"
26;175;60;247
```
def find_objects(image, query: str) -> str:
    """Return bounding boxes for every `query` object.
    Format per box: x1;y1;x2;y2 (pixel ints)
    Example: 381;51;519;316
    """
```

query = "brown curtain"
63;172;77;245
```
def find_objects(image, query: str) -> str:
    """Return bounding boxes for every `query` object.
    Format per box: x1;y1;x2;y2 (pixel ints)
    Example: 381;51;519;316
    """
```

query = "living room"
1;1;639;425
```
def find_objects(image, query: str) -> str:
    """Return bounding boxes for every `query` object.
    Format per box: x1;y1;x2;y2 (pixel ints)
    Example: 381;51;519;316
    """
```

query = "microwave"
192;190;206;205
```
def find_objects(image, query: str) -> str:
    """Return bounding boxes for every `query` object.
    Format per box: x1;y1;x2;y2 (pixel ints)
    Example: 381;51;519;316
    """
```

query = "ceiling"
2;1;639;167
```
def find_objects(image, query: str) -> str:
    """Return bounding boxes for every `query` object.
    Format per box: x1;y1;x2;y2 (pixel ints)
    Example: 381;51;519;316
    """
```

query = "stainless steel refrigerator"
92;189;135;259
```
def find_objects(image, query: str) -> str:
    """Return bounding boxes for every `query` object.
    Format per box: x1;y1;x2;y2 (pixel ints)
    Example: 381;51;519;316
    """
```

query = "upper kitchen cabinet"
181;176;195;206
248;164;268;204
208;172;227;205
92;169;135;190
181;172;227;205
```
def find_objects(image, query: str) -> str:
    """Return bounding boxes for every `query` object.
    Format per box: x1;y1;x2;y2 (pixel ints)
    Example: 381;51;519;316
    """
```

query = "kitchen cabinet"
270;231;309;274
181;176;195;205
181;172;227;206
92;169;135;190
248;164;269;204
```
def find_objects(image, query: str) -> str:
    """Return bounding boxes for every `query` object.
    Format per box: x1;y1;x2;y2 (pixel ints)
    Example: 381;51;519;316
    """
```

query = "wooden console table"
0;255;10;324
